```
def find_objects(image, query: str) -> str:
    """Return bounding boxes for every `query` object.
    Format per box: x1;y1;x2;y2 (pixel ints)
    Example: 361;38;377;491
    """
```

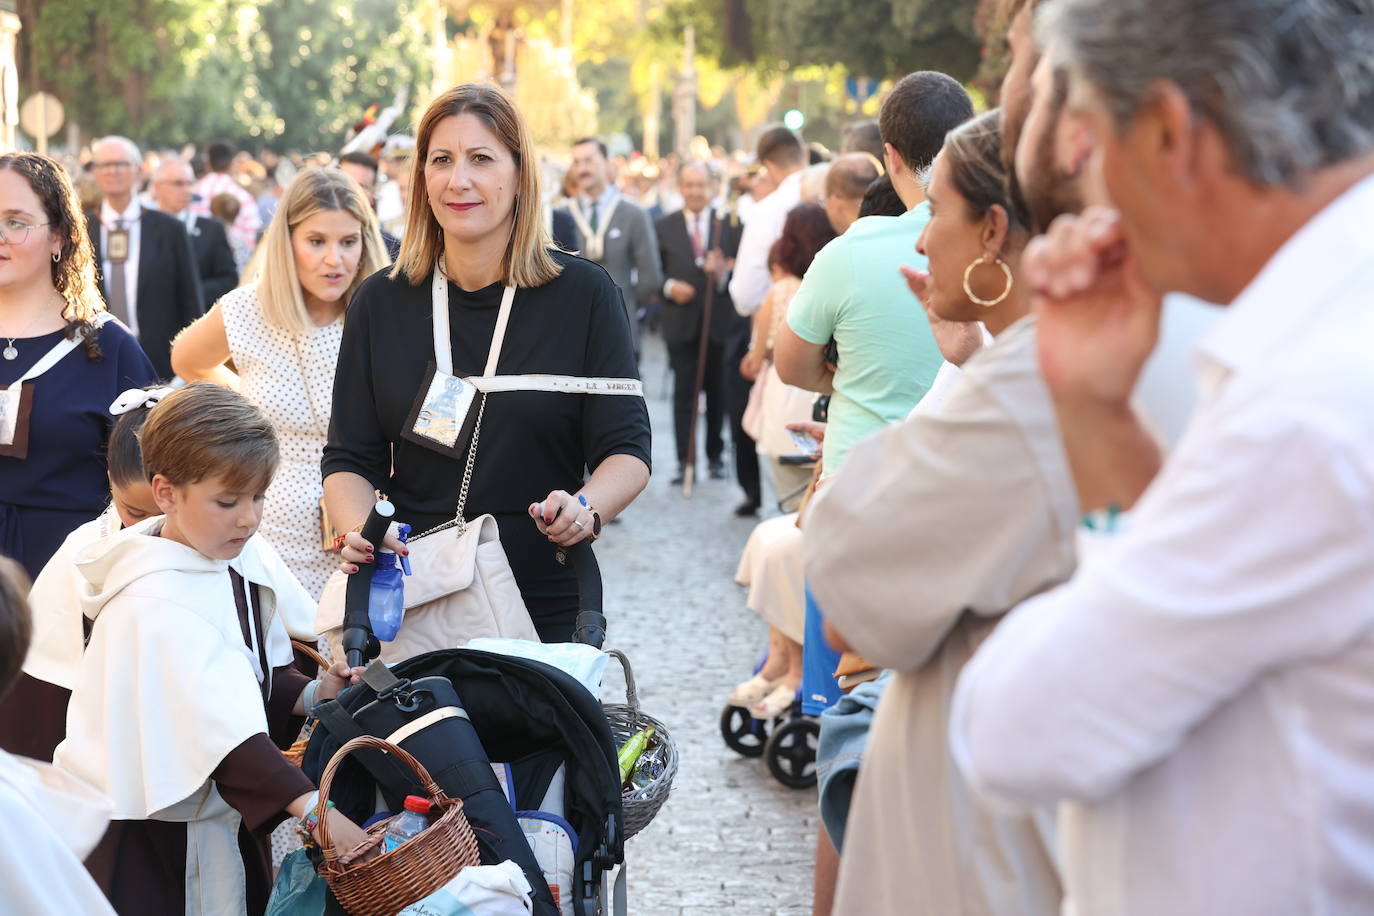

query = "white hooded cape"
53;519;316;916
0;748;116;915
24;508;318;692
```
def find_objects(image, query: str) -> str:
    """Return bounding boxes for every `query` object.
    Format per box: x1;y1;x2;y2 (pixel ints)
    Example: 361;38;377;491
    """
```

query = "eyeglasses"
92;161;135;172
0;219;49;245
156;179;193;188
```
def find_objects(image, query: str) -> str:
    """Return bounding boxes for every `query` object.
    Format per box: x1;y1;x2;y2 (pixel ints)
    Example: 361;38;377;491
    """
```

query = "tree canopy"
18;0;431;151
660;0;987;84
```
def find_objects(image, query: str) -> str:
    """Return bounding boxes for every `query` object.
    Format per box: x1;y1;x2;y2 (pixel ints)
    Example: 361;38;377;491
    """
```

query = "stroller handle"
342;499;396;668
567;540;606;649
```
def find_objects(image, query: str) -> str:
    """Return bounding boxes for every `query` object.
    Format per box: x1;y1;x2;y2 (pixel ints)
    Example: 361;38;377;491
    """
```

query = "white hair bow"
109;385;176;416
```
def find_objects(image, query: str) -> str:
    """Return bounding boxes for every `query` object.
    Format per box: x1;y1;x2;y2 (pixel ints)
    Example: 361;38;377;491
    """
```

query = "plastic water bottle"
368;523;412;641
382;795;432;852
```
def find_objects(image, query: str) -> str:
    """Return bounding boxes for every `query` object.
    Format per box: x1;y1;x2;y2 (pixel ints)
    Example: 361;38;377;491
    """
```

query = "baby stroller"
300;503;655;915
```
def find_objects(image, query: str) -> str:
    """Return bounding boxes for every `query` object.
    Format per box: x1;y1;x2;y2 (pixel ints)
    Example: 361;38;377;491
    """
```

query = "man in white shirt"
951;1;1374;914
728;125;806;318
86;136;204;377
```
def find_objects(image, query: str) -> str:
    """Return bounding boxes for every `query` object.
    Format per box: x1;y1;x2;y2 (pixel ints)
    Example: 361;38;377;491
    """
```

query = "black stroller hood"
302;647;625;906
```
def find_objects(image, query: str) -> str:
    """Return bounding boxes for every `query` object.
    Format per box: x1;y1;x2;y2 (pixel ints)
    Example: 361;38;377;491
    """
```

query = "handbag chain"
412;391;488;541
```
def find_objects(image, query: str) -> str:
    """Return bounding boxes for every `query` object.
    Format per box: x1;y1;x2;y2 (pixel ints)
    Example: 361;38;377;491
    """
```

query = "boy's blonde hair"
139;383;279;493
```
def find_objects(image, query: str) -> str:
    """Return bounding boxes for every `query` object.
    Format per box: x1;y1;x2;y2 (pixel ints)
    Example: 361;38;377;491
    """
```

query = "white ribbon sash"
429;260;640;397
4;313;113;392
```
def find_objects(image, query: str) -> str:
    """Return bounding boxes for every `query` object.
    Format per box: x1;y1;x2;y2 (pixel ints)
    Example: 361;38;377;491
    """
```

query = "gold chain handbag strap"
413;391;488;540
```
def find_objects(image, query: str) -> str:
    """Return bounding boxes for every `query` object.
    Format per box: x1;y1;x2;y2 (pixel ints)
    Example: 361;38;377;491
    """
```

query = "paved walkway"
596;335;817;915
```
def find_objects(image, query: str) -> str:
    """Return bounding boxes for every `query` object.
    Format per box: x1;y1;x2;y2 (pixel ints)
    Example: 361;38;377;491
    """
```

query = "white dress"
220;284;341;600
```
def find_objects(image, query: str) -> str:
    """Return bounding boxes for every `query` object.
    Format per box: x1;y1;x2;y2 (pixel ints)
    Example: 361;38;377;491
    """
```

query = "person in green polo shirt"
777;71;975;476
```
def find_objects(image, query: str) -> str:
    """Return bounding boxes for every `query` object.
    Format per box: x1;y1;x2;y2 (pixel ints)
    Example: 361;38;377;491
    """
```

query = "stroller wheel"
719;704;769;758
764;716;820;789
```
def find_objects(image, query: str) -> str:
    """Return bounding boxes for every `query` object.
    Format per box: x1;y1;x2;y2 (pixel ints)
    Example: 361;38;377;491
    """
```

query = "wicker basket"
284;640;331;766
315;735;482;916
602;649;678;840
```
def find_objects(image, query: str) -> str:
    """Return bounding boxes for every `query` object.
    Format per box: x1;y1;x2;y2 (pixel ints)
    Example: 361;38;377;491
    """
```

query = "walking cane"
683;215;724;499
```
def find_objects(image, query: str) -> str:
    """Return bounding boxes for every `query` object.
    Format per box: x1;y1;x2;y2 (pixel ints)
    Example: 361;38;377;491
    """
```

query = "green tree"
17;0;431;151
249;0;430;152
661;0;984;83
19;0;230;141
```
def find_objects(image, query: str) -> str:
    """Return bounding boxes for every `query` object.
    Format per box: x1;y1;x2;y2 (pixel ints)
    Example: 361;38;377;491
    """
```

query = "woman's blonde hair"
250;166;390;335
391;83;562;289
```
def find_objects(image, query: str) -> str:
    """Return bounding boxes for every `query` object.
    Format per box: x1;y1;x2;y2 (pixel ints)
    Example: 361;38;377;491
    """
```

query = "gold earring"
963;254;1013;307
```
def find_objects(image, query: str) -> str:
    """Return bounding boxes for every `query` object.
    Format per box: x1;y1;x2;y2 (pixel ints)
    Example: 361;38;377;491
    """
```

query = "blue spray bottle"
368;523;412;642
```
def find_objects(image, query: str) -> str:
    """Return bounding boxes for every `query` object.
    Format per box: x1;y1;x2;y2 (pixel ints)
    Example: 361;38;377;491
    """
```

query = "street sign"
845;76;878;105
20;92;64;154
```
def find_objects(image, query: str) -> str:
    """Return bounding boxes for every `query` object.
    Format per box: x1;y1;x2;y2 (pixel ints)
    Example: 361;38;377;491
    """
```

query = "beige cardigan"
805;315;1078;915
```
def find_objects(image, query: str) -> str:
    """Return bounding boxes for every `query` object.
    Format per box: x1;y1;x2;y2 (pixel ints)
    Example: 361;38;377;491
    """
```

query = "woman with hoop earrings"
803;110;1073;915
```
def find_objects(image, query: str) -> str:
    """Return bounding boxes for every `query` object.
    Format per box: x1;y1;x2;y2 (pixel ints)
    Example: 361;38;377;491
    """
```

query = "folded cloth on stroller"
303;649;624;916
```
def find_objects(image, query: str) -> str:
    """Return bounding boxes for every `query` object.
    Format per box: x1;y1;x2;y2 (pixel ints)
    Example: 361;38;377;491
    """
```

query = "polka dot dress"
221;285;342;867
221;284;342;600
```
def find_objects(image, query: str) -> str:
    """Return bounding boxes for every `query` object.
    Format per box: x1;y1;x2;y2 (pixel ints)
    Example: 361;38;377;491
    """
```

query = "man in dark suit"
87;136;204;378
564;137;663;361
656;161;743;486
150;157;239;306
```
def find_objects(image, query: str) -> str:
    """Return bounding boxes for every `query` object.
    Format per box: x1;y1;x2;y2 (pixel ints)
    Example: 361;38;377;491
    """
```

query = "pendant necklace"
3;300;61;360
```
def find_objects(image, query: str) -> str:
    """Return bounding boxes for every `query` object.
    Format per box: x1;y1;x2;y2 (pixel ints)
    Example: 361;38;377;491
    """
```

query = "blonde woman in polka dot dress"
172;166;389;866
173;166;390;599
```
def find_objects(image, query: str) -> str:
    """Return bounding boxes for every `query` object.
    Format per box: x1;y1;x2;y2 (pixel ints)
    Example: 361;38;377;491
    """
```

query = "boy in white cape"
3;385;317;765
54;383;369;916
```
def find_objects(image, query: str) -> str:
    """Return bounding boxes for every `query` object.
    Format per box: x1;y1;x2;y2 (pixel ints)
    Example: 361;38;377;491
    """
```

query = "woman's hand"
317;661;366;702
529;490;596;547
740;350;762;382
901;266;985;367
784;421;827;459
338;523;409;574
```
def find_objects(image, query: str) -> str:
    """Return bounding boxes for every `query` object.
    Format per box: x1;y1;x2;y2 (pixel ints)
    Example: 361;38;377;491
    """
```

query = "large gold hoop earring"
963;255;1013;307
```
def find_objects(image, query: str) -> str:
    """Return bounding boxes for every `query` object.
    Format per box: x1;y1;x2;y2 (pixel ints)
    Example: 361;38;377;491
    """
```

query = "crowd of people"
1;0;1373;912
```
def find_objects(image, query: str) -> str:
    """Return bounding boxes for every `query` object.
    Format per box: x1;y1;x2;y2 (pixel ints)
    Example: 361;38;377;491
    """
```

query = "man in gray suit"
564;138;663;361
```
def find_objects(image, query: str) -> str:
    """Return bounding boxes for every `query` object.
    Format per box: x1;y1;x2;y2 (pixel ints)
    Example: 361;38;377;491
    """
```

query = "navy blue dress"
0;322;156;580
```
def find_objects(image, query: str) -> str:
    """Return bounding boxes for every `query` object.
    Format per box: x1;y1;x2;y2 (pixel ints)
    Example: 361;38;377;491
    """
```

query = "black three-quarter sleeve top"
323;250;651;639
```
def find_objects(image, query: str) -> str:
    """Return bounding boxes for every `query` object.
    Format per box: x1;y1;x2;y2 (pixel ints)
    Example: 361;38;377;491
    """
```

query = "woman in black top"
323;84;650;641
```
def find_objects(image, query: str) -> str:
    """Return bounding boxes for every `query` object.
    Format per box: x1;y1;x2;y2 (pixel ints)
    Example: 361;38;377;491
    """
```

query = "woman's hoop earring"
962;255;1013;307
52;251;60;263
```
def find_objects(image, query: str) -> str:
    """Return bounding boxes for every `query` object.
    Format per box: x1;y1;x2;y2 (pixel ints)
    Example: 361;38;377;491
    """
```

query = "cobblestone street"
596;334;817;915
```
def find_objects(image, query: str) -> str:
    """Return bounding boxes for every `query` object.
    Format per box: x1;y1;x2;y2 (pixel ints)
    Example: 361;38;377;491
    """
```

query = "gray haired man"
953;2;1374;914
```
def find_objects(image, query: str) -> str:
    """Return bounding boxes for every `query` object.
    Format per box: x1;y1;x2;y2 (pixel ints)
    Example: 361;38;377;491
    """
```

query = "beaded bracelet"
297;799;336;840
